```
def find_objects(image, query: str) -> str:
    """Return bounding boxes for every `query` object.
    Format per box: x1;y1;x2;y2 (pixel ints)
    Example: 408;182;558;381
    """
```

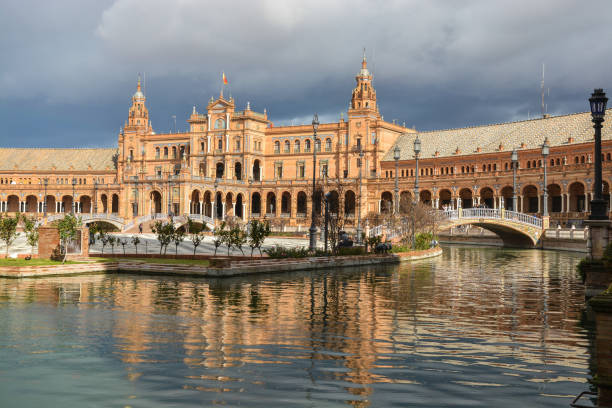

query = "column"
561;193;565;213
232;202;236;217
206;135;211;153
537;194;541;213
586;192;591;212
207;114;211;131
188;199;192;214
242;203;246;221
493;196;497;209
378;199;382;213
211;201;215;221
221;202;226;220
199;201;203;215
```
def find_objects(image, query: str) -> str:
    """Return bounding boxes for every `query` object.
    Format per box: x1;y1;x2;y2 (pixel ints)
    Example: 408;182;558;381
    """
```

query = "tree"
248;219;270;258
212;222;226;256
108;235;116;255
131;235;141;255
0;213;21;259
152;220;174;255
22;215;39;256
98;231;109;255
231;225;247;256
187;219;208;257
120;238;128;255
56;213;82;264
173;228;185;255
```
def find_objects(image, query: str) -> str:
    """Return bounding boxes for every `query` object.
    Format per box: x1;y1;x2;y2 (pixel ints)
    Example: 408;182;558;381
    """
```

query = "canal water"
0;247;593;407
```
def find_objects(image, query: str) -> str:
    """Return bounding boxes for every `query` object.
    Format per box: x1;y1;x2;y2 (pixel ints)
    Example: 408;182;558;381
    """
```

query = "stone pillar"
242;203;246;221
211;201;215;221
561;193;565;213
232;202;236;217
221;202;226;220
199;201;203;215
586;193;591;212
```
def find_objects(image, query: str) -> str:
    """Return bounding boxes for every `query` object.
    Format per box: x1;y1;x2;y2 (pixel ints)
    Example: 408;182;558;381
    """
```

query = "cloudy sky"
1;0;611;148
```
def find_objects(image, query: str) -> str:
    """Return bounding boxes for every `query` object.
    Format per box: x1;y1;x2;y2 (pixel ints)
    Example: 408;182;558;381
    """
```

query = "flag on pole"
222;72;228;85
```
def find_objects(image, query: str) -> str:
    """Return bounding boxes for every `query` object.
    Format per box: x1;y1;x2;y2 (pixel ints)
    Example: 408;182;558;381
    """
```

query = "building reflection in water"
0;247;592;407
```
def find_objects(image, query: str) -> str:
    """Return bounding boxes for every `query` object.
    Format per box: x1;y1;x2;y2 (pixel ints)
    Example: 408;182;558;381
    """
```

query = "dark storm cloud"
1;0;611;147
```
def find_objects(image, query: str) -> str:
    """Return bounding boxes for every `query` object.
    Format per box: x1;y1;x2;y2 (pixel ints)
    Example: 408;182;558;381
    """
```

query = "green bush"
264;245;310;259
415;232;435;250
337;246;366;256
390;245;410;253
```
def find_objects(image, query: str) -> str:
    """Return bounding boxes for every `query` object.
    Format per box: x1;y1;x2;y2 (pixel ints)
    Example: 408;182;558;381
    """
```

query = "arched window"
214;118;226;129
527;161;531;168
284;140;290;153
164;147;168;158
294;140;301;153
325;138;332;152
575;156;579;164
315;139;321;152
172;146;177;158
482;164;486;171
305;139;311;152
581;156;585;163
155;147;160;159
274;141;280;153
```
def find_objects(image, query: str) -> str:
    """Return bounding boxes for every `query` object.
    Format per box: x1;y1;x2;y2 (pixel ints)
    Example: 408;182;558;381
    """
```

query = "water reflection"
0;247;592;407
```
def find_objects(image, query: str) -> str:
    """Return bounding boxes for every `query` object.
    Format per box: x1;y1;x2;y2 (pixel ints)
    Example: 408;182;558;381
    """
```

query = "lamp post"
71;178;77;214
412;136;421;249
356;147;364;244
43;178;48;216
93;179;98;214
393;145;400;214
309;113;319;251
541;138;550;216
324;192;331;253
589;88;608;220
511;149;518;212
167;173;172;216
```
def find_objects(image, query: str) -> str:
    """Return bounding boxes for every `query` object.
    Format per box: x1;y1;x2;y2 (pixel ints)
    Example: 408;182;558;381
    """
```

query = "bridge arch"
443;219;538;247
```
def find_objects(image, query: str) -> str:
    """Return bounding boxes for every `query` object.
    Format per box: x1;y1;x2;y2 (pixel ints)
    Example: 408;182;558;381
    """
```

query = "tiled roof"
0;148;118;171
383;109;612;161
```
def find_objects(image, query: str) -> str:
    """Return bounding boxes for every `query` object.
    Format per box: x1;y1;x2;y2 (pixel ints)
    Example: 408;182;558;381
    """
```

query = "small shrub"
390;245;410;253
414;232;435;250
264;245;309;259
337;246;366;256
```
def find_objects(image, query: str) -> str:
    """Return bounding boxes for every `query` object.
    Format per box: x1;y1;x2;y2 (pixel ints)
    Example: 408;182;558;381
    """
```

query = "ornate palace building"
0;56;610;232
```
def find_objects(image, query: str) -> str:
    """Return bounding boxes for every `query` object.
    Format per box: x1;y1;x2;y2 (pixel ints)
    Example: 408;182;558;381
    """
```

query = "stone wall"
37;226;89;260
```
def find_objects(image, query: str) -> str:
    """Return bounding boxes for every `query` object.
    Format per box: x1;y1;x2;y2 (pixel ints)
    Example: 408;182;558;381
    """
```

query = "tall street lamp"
167;173;172;216
356;147;364;244
93;179;98;214
309;113;319;251
43;178;48;216
71;178;77;214
589;88;608;220
393;145;400;214
541;138;550;216
511;149;518;212
412;136;421;249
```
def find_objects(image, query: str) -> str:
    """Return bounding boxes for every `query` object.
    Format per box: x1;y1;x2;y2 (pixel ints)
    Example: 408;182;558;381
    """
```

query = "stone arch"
45;195;56;214
203;191;212;217
439;189;452;208
266;192;276;215
501;186;514;211
79;195;92;213
111;194;119;213
459;188;473;208
522;185;538;213
6;195;19;212
235;193;244;219
234;162;242;180
480;187;494;208
547;183;562;213
150;191;162;214
225;192;233;217
419;190;432;205
25;195;37;213
281;191;291;215
569;182;585;212
399;191;413;213
191;190;201;214
215;192;223;218
380;191;393;213
297;191;307;215
251;192;261;215
216;162;225;179
327;190;339;214
344;190;356;216
61;195;73;213
101;194;108;213
253;160;261;181
441;219;538;247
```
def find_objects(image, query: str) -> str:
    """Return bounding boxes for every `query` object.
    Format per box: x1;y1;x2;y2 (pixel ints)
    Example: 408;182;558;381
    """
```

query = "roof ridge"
415;109;602;135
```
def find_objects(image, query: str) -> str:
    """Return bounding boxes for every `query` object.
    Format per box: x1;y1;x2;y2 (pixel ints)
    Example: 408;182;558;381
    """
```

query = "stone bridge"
438;208;545;247
371;208;546;248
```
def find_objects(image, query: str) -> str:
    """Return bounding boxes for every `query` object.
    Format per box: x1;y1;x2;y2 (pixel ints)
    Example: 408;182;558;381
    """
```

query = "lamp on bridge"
309;113;320;251
412;136;421;250
541;138;550;217
71;178;77;214
393;145;400;214
511;149;518;212
589;88;608;220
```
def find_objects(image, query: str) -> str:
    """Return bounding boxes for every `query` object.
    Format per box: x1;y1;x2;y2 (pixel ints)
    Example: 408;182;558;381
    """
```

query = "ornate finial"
220;88;223;98
137;73;141;91
209;96;214;103
192;106;196;114
340;112;344;120
246;101;251;110
264;108;267;115
362;47;367;69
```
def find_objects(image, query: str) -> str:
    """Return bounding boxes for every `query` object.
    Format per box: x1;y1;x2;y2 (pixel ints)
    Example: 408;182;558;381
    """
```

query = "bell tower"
348;51;378;115
125;75;150;133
